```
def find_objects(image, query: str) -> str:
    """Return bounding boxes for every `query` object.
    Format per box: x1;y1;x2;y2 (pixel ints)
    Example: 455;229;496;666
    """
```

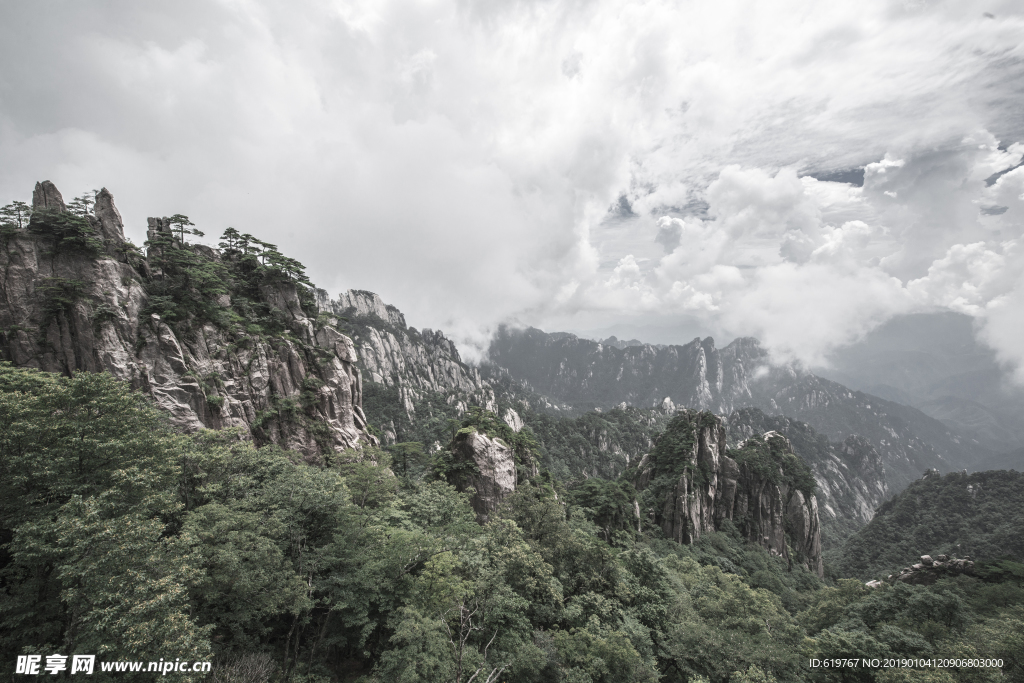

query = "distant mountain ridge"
488;324;766;414
814;311;1024;458
486;325;993;494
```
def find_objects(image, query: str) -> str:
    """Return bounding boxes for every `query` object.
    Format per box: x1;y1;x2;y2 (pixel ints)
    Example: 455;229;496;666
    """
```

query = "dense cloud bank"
1;0;1022;373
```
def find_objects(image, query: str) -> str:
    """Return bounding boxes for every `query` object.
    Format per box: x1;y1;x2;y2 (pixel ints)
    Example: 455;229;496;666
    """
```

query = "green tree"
0;364;211;663
0;200;31;230
390;441;428;478
66;191;97;217
168;213;205;242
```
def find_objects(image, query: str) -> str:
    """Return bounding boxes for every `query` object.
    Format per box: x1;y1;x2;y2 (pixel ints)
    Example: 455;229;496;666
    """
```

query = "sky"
2;0;1023;376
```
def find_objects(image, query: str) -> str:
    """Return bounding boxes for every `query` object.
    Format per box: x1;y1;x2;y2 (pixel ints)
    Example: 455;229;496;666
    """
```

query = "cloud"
0;0;1023;373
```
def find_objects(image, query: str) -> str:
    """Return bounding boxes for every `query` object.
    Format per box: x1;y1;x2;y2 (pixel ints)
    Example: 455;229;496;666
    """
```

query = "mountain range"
2;179;1020;553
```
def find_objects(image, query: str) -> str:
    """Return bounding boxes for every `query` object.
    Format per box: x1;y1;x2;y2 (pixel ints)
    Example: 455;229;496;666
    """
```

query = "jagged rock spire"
94;187;125;242
32;180;66;212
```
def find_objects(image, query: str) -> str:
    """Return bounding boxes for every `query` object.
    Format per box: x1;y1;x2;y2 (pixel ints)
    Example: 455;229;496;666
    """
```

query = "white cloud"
0;0;1023;374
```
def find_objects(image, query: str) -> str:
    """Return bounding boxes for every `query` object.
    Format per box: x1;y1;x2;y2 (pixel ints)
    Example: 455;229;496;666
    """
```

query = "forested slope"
4;363;1023;682
833;469;1024;581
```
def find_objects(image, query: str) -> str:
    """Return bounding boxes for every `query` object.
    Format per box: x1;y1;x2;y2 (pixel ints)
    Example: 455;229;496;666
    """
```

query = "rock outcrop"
635;410;824;577
728;408;889;549
32;180;66;212
449;429;517;523
886;554;976;586
0;181;374;459
322;289;497;426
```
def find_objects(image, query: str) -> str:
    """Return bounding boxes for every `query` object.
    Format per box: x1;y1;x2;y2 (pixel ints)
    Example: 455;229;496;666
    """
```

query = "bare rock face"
32;180;66;212
635;411;824;577
503;407;524;432
0;181;375;459
325;289;498;419
334;290;408;328
450;430;517;523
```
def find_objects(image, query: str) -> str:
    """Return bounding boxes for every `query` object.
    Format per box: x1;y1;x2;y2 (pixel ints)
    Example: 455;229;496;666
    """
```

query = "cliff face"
0;181;374;459
728;408;889;549
635;410;824;577
488;325;765;414
322;290;497;432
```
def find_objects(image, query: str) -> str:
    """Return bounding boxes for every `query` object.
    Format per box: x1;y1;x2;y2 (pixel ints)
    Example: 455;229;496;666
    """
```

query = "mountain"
5;184;1024;682
815;311;1024;455
1;180;999;561
487;325;986;494
727;408;888;552
310;296;992;552
0;181;374;459
750;371;972;492
832;469;1024;580
488;324;765;414
631;410;824;577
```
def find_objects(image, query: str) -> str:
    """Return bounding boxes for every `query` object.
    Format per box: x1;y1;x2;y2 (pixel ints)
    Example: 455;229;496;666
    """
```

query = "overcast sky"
2;0;1023;375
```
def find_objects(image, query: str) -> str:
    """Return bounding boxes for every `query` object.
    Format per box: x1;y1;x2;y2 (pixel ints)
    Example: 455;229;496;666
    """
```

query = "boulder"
451;430;517;523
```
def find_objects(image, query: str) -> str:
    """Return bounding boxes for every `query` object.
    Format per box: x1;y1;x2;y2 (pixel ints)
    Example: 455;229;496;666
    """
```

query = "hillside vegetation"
834;470;1024;581
3;364;1024;682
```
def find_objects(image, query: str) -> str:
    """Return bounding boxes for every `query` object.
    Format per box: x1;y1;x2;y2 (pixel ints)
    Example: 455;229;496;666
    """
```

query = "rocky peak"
92;188;125;243
0;181;376;459
32;180;66;212
449;429;517;523
335;289;407;328
635;409;824;576
727;408;889;549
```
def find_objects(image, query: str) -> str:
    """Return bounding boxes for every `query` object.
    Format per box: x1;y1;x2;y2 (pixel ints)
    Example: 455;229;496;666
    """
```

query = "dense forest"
3;364;1023;682
833;470;1024;581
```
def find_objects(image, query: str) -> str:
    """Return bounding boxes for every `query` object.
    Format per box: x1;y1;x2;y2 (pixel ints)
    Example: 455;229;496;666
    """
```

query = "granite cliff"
633;410;824;577
728;408;889;550
449;429;518;523
314;289;499;443
0;181;374;459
